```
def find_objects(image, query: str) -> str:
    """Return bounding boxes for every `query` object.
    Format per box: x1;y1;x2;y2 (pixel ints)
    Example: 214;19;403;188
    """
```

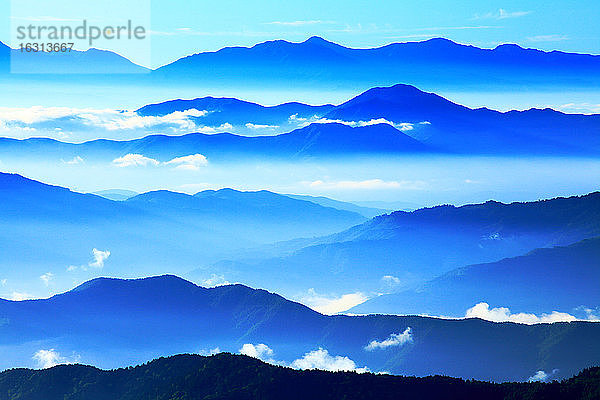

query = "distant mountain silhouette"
351;237;600;316
215;192;600;296
2;353;599;400
92;189;138;201
152;37;600;90
284;194;389;218
0;122;432;162
5;45;148;74
1;37;599;110
0;275;599;381
0;173;364;286
127;188;365;241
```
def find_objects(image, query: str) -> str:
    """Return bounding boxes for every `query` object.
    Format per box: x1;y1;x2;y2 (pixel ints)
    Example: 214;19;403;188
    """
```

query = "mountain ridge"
0;275;599;381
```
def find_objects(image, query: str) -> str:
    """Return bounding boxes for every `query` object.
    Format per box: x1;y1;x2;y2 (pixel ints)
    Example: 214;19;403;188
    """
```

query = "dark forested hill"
1;353;599;400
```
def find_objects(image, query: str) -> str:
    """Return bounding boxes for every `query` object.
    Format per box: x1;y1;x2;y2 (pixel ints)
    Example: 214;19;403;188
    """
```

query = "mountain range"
2;353;599;400
2;170;599;319
351;236;600;316
1;84;599;157
0;275;598;382
0;172;364;292
3;37;598;88
211;192;600;310
2;37;599;110
152;36;600;91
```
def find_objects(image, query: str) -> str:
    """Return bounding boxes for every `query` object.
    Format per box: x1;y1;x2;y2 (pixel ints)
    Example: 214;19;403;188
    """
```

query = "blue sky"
2;0;600;68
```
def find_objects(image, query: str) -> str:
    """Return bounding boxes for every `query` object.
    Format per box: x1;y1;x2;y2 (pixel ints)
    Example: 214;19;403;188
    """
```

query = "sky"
2;0;600;68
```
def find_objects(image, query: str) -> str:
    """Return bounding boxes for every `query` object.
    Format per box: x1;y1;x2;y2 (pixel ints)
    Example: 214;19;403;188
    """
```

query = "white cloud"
245;123;280;130
555;103;600;114
474;9;531;20
239;343;276;362
9;291;34;301
201;274;230;287
0;106;232;140
306;179;427;191
303;117;416;131
465;302;577;324
89;248;110;269
0;107;209;129
33;349;80;369
381;275;401;286
365;327;413;351
299;288;368;315
62;156;84;165
264;20;334;26
165;154;209;170
527;35;569;43
239;343;370;374
528;369;559;382
0;279;6;286
40;272;54;286
199;347;221;356
574;306;600;321
291;348;369;373
289;113;309;122
112;154;160;168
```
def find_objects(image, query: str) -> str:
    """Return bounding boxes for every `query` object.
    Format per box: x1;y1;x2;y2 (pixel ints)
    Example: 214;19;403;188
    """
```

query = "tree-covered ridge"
1;354;598;400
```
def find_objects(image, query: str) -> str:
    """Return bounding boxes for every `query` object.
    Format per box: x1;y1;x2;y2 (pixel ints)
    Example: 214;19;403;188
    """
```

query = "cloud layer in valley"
112;153;209;170
299;288;368;315
239;343;369;373
465;302;577;324
0;107;230;141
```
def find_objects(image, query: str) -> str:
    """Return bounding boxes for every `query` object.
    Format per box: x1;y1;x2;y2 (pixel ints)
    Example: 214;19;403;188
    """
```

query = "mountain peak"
303;36;335;46
493;43;526;53
328;83;464;122
421;37;461;47
70;274;195;294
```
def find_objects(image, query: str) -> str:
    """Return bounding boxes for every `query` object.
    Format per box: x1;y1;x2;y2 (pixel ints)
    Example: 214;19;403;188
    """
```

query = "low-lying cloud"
299;288;368;315
301;116;417;131
9;291;34;301
33;349;80;369
164;154;209;170
112;153;209;170
239;343;276;363
465;302;577;324
0;106;233;141
528;369;559;382
291;348;370;373
113;154;160;168
365;327;413;351
240;343;369;373
201;274;230;288
245;123;280;130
